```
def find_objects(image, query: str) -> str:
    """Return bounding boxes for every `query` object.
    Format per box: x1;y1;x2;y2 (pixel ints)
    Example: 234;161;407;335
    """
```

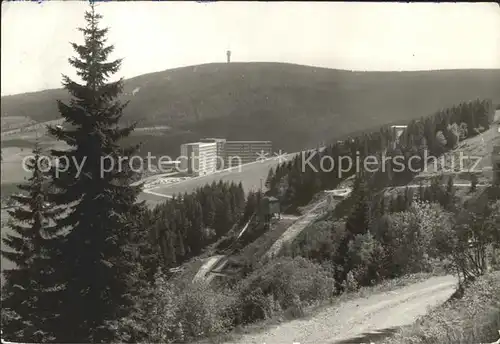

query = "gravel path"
192;255;225;283
262;200;326;261
228;275;458;344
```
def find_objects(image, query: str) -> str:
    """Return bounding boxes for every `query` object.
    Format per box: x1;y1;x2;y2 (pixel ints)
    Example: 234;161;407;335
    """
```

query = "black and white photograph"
1;1;500;343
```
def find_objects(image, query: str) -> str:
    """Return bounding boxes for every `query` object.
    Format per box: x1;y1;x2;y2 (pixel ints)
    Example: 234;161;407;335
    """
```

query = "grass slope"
2;63;500;158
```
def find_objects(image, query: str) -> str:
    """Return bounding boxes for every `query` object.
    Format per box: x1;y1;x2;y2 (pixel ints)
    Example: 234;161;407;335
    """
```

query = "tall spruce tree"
265;167;275;193
345;174;370;237
1;143;63;343
46;4;146;342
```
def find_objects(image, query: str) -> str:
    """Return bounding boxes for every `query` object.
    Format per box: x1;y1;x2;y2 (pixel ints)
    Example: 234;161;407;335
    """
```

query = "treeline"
118;175;500;344
266;98;494;210
0;5;275;342
377;176;458;215
1;4;498;343
146;182;261;268
0;5;261;343
288;171;500;290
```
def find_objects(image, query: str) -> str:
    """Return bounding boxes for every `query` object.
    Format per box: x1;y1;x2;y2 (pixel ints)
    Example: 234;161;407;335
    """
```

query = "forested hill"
2;63;500;156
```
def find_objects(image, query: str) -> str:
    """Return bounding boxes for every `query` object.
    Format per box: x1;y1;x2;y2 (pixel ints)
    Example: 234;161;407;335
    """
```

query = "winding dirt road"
262;200;326;262
228;275;458;344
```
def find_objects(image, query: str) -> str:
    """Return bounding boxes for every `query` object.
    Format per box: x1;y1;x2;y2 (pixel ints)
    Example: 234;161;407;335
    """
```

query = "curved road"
137;154;297;207
262;200;326;262
192;255;225;283
140;154;298;199
227;275;458;344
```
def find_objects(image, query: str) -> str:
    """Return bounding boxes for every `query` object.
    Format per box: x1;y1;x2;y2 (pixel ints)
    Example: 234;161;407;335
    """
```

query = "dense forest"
1;4;499;344
146;181;263;268
266;98;494;210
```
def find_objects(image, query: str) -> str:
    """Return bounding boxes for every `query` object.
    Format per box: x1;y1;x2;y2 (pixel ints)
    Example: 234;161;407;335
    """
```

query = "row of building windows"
180;139;273;176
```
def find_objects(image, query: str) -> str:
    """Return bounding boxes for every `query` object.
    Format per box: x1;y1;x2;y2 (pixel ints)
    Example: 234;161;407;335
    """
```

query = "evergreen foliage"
1;143;64;342
146;181;251;268
266;99;494;211
42;4;149;341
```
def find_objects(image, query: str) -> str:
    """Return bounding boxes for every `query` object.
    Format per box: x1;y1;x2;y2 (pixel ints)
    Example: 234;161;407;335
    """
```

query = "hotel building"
179;142;217;176
200;138;226;170
225;141;273;167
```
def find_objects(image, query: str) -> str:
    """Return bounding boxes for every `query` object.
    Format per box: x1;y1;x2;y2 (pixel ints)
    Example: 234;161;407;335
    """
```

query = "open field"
1;116;36;132
144;154;297;197
1;119;63;138
1;141;70;187
1;147;33;185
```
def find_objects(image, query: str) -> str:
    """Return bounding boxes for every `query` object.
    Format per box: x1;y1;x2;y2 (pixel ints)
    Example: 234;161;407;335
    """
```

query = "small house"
260;196;281;222
390;125;407;149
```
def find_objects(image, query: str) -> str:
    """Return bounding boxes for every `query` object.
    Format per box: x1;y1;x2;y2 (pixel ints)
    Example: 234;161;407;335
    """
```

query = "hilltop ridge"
2;63;500;157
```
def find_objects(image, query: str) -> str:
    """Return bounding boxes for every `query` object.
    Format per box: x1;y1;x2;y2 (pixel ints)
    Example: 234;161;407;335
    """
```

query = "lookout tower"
226;50;231;63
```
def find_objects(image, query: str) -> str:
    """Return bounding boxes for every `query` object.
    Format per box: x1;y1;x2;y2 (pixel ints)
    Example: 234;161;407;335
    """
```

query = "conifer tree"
444;175;456;208
345;174;370;237
1;143;63;343
203;194;216;227
418;181;425;201
243;191;257;222
265;167;275;192
470;173;478;193
46;4;146;342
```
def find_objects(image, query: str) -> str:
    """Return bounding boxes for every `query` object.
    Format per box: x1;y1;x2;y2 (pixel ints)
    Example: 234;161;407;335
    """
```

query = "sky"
1;1;499;96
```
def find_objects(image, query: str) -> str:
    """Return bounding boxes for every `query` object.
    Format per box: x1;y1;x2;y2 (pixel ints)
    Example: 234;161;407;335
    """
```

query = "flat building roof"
158;160;181;164
201;138;226;141
226;140;272;144
182;141;216;146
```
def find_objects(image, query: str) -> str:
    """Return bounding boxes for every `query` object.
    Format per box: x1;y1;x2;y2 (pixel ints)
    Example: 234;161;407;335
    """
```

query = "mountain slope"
226;275;458;344
2;63;500;157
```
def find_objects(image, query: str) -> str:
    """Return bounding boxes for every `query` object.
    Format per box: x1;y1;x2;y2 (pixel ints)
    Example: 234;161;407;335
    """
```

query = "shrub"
235;287;275;324
175;282;235;340
235;257;335;324
347;231;385;286
449;199;500;282
435;130;447;152
122;271;235;343
146;272;179;343
341;270;359;292
458;122;468;140
388;201;454;275
289;220;345;263
445;124;459;149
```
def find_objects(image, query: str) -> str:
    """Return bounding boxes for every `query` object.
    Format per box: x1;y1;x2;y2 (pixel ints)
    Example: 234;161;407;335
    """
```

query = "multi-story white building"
200;138;226;170
179;142;217;176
